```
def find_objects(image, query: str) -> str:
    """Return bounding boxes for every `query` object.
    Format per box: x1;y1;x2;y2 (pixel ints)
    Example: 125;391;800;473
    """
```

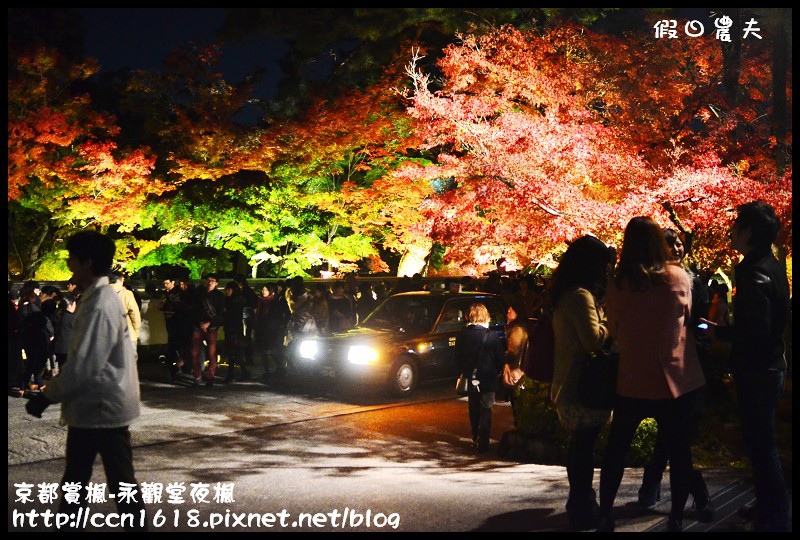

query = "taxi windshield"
361;295;445;333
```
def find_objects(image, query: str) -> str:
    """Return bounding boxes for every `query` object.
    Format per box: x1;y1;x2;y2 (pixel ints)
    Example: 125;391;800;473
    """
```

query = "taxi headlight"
298;340;318;360
348;345;379;365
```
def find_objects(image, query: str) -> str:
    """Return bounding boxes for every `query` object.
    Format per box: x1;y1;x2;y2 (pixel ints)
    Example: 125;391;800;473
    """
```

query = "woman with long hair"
500;300;529;426
636;228;715;521
548;235;617;530
596;217;706;532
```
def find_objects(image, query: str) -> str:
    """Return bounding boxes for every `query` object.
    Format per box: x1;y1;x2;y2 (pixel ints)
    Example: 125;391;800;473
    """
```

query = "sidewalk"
7;359;787;532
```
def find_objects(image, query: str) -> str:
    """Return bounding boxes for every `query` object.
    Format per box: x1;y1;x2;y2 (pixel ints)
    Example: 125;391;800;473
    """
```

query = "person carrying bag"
548;235;617;531
454;302;505;453
499;301;530;422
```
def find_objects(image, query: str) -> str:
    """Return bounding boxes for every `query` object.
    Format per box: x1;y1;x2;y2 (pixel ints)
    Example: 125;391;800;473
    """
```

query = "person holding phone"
699;201;791;532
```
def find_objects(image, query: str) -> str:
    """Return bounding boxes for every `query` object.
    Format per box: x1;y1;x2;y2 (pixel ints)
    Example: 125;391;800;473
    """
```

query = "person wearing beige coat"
109;272;142;356
551;288;612;430
546;235;617;531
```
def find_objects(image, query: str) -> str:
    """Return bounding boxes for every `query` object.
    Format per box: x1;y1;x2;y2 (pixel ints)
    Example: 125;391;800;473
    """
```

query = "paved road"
7;360;783;532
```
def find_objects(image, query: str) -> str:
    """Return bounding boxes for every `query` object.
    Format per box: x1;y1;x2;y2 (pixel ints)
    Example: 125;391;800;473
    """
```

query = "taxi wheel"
387;357;417;397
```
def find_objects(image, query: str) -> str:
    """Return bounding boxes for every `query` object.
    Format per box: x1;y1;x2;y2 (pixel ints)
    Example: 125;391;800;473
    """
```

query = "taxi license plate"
320;366;336;378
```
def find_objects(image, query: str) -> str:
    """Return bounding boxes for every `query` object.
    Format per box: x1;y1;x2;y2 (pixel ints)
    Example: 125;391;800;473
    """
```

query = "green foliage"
112;238;160;273
33;249;71;281
594;416;659;467
131;244;231;279
629;417;658;464
513;377;570;449
424;243;449;273
327;234;379;264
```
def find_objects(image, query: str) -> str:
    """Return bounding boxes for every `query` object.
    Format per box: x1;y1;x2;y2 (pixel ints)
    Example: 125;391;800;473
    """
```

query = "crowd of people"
8;262;552;396
156;274;371;386
149;269;547;389
9;273;141;397
455;202;791;532
9;201;791;533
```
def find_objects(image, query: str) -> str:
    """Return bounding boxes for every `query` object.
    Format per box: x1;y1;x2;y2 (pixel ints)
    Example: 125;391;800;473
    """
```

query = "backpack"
521;312;555;383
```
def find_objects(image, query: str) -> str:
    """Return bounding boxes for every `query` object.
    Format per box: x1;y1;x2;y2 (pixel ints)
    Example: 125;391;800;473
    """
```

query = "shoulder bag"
577;341;618;409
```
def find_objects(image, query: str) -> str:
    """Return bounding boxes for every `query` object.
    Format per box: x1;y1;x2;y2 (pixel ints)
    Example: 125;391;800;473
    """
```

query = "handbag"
456;328;490;397
521;313;555;383
455;372;471;396
577;343;618;409
496;362;524;403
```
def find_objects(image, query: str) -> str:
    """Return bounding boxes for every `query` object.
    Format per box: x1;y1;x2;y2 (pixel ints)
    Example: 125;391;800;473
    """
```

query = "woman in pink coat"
596;217;706;532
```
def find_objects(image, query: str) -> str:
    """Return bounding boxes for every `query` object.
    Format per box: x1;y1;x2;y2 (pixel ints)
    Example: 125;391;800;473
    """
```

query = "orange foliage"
8;48;165;230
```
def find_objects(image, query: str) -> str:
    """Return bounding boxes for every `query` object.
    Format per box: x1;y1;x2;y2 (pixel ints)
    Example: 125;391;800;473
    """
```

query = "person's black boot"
596;515;615;532
241;366;251;381
666;516;683;532
637;480;661;508
689;469;715;522
567;495;600;531
637;462;663;508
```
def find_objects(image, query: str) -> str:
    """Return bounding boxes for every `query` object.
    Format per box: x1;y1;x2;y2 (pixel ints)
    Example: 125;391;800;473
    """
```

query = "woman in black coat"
454;302;505;453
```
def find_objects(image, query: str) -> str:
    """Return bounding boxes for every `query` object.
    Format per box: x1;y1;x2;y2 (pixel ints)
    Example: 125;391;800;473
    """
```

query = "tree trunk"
397;239;433;277
767;10;788;175
18;222;51;280
720;8;742;104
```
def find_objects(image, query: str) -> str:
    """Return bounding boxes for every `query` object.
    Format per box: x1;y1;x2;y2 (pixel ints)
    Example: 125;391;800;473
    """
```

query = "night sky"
80;8;227;71
79;8;287;99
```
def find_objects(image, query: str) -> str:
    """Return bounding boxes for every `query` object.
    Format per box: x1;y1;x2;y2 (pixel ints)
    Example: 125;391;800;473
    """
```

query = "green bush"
513;377;569;448
512;376;658;466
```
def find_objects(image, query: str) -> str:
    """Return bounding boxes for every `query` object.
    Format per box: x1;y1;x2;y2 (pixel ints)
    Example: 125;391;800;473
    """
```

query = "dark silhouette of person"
233;273;258;369
356;281;379;324
160;274;192;379
455;302;505;453
702;201;791;532
222;281;251;383
188;274;225;387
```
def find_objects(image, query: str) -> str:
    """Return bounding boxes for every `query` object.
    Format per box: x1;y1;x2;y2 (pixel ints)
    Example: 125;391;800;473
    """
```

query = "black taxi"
291;291;507;396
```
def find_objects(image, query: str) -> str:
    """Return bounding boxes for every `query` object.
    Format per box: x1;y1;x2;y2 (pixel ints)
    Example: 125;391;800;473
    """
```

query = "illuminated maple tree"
263;60;436;275
401;19;791;273
7;11;791;280
7;48;166;277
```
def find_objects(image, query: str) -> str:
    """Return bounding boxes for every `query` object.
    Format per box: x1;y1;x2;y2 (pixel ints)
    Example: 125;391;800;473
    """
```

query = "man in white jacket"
26;230;148;531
